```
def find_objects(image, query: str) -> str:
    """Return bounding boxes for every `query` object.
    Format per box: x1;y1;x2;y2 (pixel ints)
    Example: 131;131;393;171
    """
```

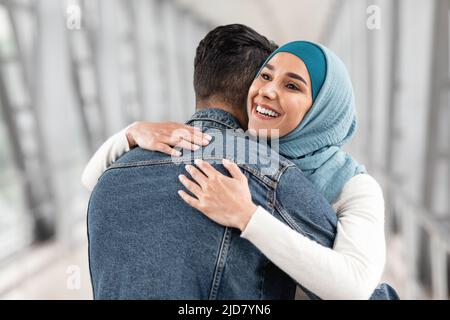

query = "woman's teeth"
256;105;280;118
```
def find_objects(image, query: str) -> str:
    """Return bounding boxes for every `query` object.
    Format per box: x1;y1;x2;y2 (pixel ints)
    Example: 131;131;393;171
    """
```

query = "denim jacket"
87;108;397;300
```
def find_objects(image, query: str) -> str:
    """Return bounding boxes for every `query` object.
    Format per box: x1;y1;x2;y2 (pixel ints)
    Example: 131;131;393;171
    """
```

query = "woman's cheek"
282;100;306;133
248;85;258;99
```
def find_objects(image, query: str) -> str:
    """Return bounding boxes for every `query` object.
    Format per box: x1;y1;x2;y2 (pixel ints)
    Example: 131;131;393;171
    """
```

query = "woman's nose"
259;82;277;100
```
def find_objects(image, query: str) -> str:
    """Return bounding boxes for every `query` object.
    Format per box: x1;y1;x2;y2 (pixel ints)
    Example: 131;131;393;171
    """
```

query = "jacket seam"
259;254;268;300
274;202;312;238
106;158;286;190
208;227;232;300
270;164;293;208
271;166;320;239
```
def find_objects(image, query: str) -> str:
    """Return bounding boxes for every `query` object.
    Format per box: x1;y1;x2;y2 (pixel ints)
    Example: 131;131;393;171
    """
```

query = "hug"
84;24;399;300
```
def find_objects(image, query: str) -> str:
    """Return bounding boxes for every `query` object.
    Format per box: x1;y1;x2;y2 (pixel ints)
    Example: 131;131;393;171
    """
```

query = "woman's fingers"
185;164;208;188
161;134;201;151
194;159;219;178
186;128;212;146
172;126;211;146
152;142;182;157
178;189;201;210
222;159;246;181
178;174;202;198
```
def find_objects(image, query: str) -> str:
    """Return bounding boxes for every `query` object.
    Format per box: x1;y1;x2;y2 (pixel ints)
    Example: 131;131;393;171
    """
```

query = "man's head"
194;24;278;128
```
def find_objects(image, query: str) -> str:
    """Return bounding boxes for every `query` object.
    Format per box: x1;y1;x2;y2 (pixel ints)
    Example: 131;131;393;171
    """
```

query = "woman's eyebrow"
264;63;308;86
286;72;308;86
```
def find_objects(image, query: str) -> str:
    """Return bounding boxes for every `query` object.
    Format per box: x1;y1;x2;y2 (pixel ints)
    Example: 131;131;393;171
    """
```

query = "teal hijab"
258;41;366;203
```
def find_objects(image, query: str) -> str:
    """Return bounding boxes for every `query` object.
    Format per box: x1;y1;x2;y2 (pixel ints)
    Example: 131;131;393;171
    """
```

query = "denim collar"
187;108;243;131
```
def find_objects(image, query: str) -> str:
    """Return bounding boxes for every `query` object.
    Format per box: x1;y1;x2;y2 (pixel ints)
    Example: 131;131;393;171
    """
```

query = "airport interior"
0;0;449;299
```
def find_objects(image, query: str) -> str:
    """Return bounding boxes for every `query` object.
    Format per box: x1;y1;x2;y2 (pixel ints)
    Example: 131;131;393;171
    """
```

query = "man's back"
87;109;338;299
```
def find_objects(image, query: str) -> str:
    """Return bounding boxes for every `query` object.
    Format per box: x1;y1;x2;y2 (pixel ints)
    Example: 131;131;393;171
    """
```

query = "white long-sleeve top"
81;127;386;300
81;126;131;191
242;174;386;300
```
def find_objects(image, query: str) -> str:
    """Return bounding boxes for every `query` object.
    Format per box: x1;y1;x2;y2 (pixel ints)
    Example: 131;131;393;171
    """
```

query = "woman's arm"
241;174;385;300
81;122;211;191
81;125;132;191
178;160;385;300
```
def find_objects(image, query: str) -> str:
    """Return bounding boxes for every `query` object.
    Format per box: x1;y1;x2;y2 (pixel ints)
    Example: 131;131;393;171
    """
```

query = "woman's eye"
261;73;271;81
286;83;300;91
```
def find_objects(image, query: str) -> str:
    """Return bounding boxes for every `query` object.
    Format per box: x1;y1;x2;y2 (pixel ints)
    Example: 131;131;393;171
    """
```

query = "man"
87;24;388;299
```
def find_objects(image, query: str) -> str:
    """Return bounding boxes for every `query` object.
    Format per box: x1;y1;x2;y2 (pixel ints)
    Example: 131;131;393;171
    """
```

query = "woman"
82;41;388;299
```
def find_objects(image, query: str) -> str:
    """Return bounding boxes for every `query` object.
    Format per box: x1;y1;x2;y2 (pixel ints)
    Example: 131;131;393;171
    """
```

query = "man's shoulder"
98;128;304;190
112;147;172;167
204;128;297;181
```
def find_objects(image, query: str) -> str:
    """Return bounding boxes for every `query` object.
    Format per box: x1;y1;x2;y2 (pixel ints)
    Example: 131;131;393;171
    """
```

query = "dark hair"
194;24;278;109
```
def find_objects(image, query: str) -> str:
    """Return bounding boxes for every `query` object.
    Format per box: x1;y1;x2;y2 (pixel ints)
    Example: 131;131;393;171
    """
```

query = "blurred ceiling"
175;0;339;44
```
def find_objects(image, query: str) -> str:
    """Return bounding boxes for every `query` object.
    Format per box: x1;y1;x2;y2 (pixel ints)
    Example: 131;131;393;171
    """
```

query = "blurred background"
0;0;448;299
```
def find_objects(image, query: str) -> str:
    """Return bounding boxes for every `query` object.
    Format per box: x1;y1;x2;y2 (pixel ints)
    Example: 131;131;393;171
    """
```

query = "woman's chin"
249;116;280;131
248;124;277;139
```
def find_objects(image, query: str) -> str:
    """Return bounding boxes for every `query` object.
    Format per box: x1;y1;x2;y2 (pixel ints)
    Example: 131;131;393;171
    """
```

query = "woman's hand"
126;121;212;157
177;159;257;231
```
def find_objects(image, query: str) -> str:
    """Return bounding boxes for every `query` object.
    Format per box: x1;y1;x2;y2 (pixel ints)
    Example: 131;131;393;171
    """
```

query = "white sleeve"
81;125;132;191
240;174;385;300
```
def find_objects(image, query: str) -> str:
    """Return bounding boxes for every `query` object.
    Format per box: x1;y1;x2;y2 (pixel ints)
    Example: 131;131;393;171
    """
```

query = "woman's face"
247;52;313;138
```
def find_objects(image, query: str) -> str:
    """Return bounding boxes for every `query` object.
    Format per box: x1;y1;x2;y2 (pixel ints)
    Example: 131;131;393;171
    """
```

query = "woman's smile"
252;102;283;120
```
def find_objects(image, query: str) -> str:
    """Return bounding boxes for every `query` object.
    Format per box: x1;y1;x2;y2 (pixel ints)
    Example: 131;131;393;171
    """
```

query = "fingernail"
174;150;182;156
205;134;212;141
185;165;191;172
194;159;202;165
178;174;184;180
193;145;200;150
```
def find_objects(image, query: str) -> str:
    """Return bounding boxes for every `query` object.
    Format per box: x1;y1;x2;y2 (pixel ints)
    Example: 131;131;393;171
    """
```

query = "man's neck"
196;100;248;130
